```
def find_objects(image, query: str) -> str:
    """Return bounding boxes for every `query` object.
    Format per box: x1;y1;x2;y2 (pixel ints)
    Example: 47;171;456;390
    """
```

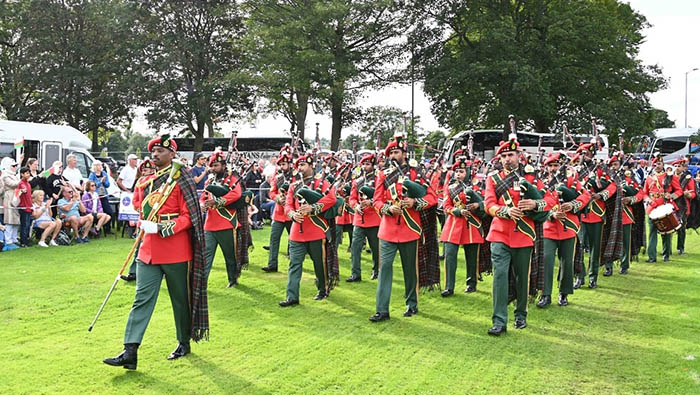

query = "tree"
413;0;665;139
137;0;253;153
355;106;415;150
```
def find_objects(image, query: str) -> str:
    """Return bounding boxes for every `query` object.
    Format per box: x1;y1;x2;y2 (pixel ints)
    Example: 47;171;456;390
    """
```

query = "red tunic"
633;172;682;214
439;186;484;244
581;176;617;224
373;166;438;243
621;176;639;225
269;172;293;223
200;174;242;231
542;177;591;240
484;170;550;248
285;177;337;242
336;183;354;225
138;178;193;265
349;178;381;228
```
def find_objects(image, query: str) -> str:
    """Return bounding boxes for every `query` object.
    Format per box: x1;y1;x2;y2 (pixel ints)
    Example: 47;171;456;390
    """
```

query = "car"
94;156;120;178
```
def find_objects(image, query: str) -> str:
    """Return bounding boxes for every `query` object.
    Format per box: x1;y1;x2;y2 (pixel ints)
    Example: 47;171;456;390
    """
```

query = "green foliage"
2;229;700;393
137;0;254;152
414;0;665;140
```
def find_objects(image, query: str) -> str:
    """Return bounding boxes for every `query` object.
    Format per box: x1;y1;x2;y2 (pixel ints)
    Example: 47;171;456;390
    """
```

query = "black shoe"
488;325;506;336
464;285;476;293
365;248;371;254
346;275;362;282
227;280;238;288
120;273;136;282
103;343;138;370
279;299;299;307
679;249;686;255
313;292;328;300
167;342;190;360
261;266;278;273
558;293;568;306
645;258;656;263
370;271;378;280
536;295;551;308
369;312;390;322
478;274;483;282
262;245;270;251
438;254;445;260
663;256;670;262
403;307;418;317
514;319;527;329
573;278;583;290
588;280;597;289
603;267;613;277
346;246;352;253
441;289;454;297
619;268;628;275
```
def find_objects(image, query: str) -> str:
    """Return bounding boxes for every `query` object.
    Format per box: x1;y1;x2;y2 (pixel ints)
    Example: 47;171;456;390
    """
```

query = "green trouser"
491;242;532;327
582;222;602;281
350;226;379;277
335;224;353;247
124;260;191;344
648;218;671;260
127;243;141;276
444;242;479;291
543;237;575;296
204;229;238;284
267;220;291;269
579;224;589;250
676;220;687;251
376;239;418;313
621;224;631;270
287;240;326;301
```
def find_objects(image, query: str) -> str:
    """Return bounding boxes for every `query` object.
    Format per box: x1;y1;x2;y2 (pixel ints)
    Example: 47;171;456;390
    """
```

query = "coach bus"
174;134;302;162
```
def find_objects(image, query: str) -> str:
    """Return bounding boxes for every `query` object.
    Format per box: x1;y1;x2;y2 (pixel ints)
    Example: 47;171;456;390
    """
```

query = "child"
17;167;33;247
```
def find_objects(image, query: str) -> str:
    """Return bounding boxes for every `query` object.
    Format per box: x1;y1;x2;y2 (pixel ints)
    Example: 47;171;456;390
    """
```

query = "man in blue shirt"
191;153;209;196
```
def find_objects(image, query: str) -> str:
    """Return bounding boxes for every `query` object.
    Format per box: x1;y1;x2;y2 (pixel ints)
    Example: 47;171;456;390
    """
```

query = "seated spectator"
57;186;93;243
82;180;112;235
44;161;69;217
248;203;260;229
88;160;114;234
31;190;61;247
258;177;275;224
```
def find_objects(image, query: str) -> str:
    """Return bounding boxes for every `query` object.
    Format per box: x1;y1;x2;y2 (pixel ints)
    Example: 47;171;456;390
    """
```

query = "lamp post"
685;67;698;128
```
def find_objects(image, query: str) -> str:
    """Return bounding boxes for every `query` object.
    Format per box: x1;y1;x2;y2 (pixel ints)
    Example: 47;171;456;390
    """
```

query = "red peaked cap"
671;157;688;166
359;153;375;165
451;158;471;171
147;134;177;153
277;152;292;164
543;152;562;166
294;153;314;169
384;136;407;157
495;137;520;156
208;151;226;167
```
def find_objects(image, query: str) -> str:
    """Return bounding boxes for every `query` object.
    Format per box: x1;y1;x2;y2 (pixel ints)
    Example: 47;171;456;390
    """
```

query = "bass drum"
648;203;681;234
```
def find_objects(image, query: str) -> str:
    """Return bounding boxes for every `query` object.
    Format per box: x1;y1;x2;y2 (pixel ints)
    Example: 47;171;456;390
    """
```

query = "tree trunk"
534;118;550;134
206;118;215;138
295;91;309;141
194;117;206;153
91;128;99;152
330;86;343;151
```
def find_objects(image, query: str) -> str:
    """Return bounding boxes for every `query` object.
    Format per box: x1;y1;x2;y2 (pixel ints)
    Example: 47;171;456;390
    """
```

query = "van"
0;120;119;197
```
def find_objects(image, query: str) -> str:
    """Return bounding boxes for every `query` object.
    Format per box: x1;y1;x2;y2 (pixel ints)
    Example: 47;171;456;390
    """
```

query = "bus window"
657;137;688;155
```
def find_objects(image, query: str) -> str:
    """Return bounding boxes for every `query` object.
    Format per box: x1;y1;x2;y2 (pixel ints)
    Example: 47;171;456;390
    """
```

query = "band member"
200;151;244;288
121;159;156;282
539;153;590;308
279;153;338;306
335;171;355;251
369;135;439;322
347;153;380;282
630;155;682;262
620;166;641;274
484;136;550;335
440;158;485;296
262;152;294;273
672;157;696;255
578;143;617;288
104;135;207;369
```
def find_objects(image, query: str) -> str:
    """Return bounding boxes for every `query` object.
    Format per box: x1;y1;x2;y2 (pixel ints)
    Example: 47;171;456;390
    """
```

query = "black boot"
603;267;613;277
536;295;551;308
261;266;278;273
558;293;568;306
370;270;378;280
573;277;583;290
167;342;190;360
103;343;138;370
120;273;136;282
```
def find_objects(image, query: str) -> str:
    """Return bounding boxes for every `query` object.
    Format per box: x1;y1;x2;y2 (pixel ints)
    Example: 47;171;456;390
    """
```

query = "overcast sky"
134;0;700;139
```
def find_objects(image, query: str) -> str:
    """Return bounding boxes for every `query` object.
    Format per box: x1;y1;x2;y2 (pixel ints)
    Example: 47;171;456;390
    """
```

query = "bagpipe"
388;160;427;225
203;131;256;210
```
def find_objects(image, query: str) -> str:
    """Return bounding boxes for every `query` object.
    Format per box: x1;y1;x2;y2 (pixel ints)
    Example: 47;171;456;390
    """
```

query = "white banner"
118;192;140;221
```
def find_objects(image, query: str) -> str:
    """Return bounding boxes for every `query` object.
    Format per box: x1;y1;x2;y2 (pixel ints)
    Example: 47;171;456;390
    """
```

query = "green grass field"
2;226;700;394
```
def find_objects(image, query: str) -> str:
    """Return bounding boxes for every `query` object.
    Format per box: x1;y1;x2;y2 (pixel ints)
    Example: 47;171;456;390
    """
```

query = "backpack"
55;229;72;246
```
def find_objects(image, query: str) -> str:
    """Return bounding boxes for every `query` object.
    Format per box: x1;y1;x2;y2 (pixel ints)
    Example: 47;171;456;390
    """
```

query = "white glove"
140;220;158;234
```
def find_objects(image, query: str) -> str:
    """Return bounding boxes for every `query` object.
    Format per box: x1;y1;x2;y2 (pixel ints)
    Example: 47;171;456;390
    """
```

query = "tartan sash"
491;172;536;240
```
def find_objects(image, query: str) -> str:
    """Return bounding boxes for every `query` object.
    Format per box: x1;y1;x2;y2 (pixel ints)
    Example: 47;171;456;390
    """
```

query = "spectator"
88;160;114;234
244;161;264;194
17;167;33;247
82;180;112;235
262;158;277;179
44;161;69;217
117;154;138;191
26;158;45;192
0;166;3;225
258;176;275;224
62;154;84;192
191;153;209;193
31;190;60;247
1;157;20;246
248;203;259;229
57;186;93;243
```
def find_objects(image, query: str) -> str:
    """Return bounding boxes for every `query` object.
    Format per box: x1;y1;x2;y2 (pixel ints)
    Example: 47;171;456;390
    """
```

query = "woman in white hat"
1;157;21;246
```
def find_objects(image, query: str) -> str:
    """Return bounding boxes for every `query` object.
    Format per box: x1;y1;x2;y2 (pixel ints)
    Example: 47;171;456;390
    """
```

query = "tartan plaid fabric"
326;220;339;290
478;216;493;276
168;168;208;342
573;239;584;275
418;206;440;290
689;194;700;230
631;202;646;258
531;222;545;294
234;204;251;276
600;186;624;267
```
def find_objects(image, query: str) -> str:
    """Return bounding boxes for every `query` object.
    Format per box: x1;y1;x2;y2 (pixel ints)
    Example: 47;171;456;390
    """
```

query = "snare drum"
648;203;681;234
